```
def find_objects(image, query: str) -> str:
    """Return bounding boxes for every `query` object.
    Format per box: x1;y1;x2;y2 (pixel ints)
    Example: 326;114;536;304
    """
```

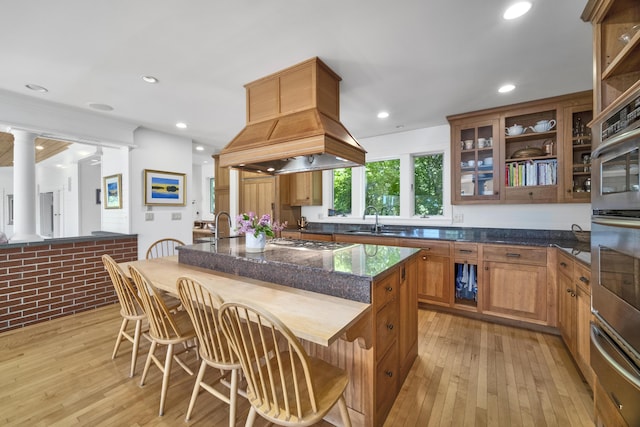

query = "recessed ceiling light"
267;167;275;172
142;76;159;84
377;111;390;119
503;2;532;20
195;145;204;151
35;145;44;150
176;122;187;129
498;84;516;93
88;102;114;111
25;84;48;93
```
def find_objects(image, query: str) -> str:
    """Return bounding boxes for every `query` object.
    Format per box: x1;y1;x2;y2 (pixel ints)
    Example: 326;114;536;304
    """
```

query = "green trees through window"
332;153;443;217
414;154;444;216
333;168;352;215
365;160;400;216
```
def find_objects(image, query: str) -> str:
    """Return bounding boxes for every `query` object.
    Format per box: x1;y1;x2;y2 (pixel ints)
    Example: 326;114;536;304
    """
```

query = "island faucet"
214;211;232;244
363;205;383;233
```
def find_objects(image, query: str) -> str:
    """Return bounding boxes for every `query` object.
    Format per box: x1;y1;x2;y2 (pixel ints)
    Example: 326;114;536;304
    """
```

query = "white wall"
78;159;102;235
101;146;131;234
304;125;591;231
129;128;193;259
0;167;13;236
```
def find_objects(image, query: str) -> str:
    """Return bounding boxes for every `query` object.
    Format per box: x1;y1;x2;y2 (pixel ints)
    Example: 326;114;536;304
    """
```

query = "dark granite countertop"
0;231;137;249
178;238;420;303
294;222;592;266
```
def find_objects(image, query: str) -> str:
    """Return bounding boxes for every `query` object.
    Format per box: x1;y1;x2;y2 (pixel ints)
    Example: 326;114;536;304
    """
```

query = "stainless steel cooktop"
268;238;355;251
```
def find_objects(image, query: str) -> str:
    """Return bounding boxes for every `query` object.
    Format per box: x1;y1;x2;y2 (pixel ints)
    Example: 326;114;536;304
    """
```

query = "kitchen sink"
345;230;402;236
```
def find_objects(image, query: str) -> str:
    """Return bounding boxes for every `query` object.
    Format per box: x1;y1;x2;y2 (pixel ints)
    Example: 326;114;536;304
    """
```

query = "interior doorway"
39;192;53;237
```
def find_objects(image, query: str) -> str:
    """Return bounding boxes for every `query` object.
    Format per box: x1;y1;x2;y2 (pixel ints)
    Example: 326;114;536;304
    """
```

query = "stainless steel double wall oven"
590;90;640;426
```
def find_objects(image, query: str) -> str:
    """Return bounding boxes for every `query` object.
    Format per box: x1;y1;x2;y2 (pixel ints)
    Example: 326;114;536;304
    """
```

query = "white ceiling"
0;0;593;161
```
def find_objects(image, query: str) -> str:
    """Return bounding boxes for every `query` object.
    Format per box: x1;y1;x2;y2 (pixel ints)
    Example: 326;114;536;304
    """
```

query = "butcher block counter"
122;256;369;347
128;239;420;427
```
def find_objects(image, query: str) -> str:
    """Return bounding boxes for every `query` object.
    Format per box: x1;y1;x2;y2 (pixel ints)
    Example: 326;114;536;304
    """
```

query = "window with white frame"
331;152;444;218
414;153;444;216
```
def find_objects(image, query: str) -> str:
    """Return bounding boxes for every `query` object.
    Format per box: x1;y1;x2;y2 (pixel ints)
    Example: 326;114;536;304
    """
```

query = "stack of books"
506;159;557;187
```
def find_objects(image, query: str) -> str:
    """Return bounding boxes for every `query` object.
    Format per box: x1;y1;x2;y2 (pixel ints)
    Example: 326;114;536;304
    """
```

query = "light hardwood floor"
0;305;593;426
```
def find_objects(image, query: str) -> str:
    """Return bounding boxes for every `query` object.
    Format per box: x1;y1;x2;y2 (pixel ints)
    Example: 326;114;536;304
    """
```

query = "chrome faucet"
363;205;383;233
214;211;232;244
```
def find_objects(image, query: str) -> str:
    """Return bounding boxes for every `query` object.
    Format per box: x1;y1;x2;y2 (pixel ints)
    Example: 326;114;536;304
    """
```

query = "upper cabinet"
289;171;322;206
448;91;592;205
582;0;640;147
451;118;500;204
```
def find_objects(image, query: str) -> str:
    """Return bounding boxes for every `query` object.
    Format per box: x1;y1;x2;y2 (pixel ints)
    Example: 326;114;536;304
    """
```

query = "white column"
10;129;43;242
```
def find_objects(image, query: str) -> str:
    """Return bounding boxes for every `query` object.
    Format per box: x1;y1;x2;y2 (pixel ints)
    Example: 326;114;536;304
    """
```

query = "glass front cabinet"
452;119;501;203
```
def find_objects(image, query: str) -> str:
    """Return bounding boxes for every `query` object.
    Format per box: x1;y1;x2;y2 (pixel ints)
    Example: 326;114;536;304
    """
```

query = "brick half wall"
0;236;138;332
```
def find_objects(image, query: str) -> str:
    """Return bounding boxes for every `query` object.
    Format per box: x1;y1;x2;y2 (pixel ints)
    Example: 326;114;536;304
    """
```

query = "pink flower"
236;212;286;238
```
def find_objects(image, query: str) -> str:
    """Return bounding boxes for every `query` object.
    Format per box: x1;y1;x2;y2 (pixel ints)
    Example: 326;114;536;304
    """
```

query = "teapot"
505;124;525;136
297;216;308;229
529;119;556;133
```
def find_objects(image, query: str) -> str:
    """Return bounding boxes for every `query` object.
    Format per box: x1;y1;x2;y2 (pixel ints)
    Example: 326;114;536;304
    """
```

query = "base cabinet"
406;240;451;306
481;245;550;324
558;250;594;388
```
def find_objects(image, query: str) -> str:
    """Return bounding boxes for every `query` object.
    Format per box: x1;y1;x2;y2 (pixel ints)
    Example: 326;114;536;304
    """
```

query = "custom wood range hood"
219;57;366;175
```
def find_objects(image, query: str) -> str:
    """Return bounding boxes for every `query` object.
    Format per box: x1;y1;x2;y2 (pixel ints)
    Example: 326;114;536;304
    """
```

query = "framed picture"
103;174;122;209
144;169;186;206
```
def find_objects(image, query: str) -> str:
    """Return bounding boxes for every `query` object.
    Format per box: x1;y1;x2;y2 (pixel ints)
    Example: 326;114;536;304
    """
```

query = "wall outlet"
453;213;464;223
171;212;181;220
145;212;154;221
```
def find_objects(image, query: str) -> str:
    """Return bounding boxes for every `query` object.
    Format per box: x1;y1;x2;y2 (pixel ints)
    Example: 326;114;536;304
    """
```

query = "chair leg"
112;318;128;359
140;340;157;386
159;343;175;416
337;395;352;427
129;319;143;377
229;368;239;427
185;360;207;421
245;406;257;427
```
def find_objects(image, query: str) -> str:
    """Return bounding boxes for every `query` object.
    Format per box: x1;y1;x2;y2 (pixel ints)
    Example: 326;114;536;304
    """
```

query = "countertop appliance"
591;90;640;427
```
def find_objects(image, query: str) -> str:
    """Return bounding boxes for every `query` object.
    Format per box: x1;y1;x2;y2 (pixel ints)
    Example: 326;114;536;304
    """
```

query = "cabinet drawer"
376;300;398;359
557;251;574;277
574;262;590;288
374;270;398;309
454;242;478;260
504;186;557;203
399;239;450;257
376;344;399;413
280;230;301;239
483;245;547;265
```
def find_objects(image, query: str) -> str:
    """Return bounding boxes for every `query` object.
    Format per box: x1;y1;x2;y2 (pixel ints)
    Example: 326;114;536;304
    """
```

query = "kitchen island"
171;238;421;426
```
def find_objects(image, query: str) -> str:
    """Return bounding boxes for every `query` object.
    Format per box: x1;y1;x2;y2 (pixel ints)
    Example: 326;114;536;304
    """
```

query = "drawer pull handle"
386;286;393;292
506;253;521;258
571;292;576;297
566;288;573;293
610;392;623;411
459;249;472;254
560;262;568;267
387;323;394;330
422;256;427;260
579;276;589;284
385;370;393;377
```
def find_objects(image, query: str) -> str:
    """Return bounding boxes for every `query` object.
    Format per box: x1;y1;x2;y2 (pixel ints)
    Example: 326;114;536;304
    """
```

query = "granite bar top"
178;239;420;304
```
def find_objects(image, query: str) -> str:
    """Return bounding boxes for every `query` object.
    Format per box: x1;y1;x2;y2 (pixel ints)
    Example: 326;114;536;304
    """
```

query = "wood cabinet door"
417;251;451;306
398;258;418;381
290;171;322;206
576;281;594;388
240;176;275;218
482;261;548;322
557;271;576;353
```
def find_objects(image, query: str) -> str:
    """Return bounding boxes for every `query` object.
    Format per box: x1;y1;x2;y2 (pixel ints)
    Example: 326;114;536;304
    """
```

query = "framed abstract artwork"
143;169;186;206
103;174;122;209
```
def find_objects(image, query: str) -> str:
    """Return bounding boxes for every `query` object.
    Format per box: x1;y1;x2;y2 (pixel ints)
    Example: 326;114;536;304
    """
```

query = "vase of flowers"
236;212;287;253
